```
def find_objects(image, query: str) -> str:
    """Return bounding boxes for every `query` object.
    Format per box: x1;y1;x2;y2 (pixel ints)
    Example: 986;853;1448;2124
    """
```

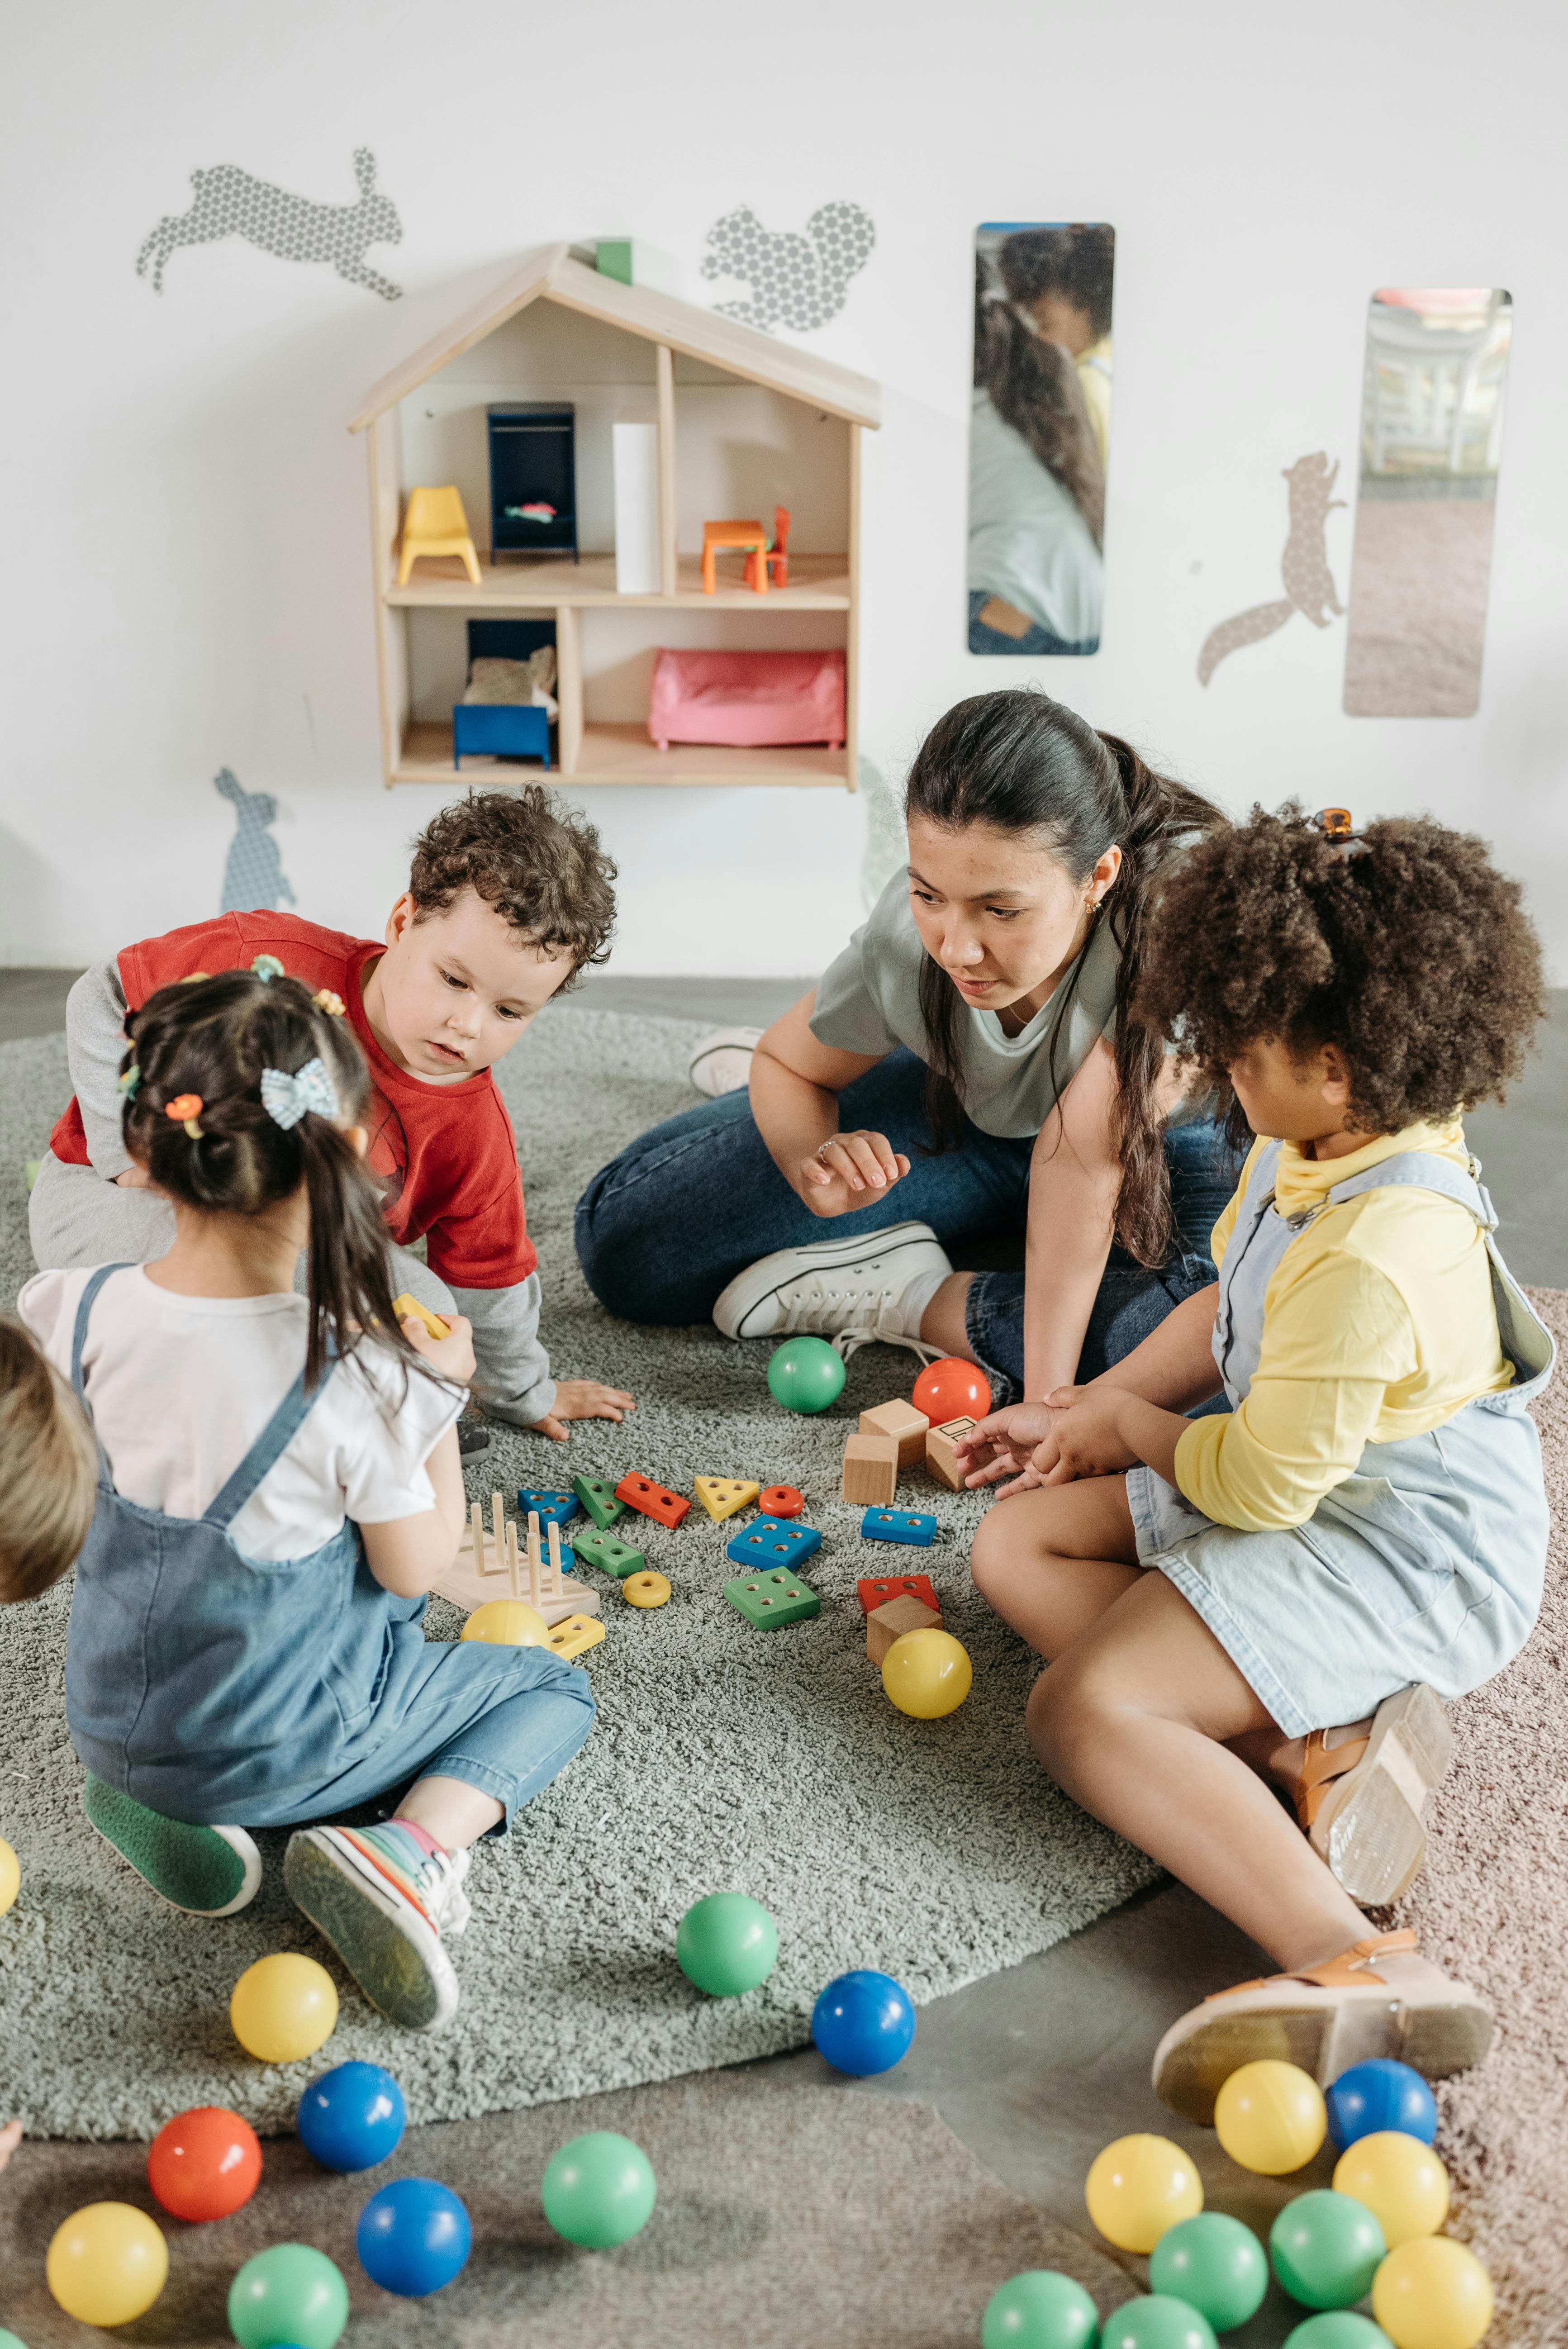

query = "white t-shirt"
967;389;1103;644
19;1265;464;1562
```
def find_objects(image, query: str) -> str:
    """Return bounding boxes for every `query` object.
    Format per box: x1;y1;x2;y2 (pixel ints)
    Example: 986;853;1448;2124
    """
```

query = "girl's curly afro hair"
1138;804;1546;1136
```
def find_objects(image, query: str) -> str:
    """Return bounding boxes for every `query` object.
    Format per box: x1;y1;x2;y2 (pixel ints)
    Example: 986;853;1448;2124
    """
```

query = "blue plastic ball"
811;1969;916;2076
297;2062;407;2173
1325;2059;1438;2152
355;2177;471;2297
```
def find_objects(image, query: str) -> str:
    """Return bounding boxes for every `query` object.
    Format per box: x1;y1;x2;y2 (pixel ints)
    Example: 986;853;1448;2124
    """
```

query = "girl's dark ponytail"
905;693;1224;1266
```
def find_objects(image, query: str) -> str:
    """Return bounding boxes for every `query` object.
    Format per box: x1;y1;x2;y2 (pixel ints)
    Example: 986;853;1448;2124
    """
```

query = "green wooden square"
572;1473;626;1530
724;1566;821;1631
572;1523;645;1578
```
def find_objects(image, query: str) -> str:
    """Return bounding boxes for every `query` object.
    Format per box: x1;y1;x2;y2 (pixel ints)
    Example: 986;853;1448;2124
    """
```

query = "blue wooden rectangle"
453;703;551;769
725;1516;823;1568
518;1489;578;1529
860;1509;938;1548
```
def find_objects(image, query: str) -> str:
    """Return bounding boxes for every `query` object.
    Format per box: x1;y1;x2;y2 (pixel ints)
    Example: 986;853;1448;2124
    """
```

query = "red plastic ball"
759;1484;804;1519
147;2105;262;2221
912;1357;993;1427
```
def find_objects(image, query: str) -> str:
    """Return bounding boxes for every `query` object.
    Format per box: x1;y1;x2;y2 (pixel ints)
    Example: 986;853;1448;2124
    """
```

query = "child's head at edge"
364;787;617;1085
0;1316;98;1603
1138;804;1547;1152
121;970;429;1393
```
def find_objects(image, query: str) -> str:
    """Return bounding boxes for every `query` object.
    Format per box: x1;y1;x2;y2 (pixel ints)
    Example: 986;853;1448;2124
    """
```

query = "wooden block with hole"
865;1592;942;1666
694;1475;760;1523
857;1571;940;1616
615;1472;690;1530
841;1431;898;1507
858;1398;929;1469
926;1416;977;1491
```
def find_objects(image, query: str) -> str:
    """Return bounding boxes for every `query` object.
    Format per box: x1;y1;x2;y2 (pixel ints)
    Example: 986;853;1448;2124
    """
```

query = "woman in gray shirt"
575;693;1237;1435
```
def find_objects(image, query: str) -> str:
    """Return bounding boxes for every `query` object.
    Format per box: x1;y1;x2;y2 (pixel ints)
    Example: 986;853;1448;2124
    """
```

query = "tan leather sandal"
1152;1927;1493;2124
1298;1684;1453;1905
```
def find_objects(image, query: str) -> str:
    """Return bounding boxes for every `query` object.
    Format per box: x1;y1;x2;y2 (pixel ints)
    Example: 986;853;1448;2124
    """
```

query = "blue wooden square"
860;1508;937;1548
518;1489;578;1529
725;1515;822;1569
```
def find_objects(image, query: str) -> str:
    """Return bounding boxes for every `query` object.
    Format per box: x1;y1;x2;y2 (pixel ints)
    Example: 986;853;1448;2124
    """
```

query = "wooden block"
572;1523;646;1578
616;1472;691;1530
866;1593;941;1666
926;1417;977;1492
519;1488;578;1529
573;1473;626;1529
727;1517;822;1568
857;1572;939;1616
859;1398;929;1470
547;1612;607;1661
694;1475;761;1523
841;1432;898;1507
391;1291;449;1339
860;1507;937;1548
725;1565;821;1631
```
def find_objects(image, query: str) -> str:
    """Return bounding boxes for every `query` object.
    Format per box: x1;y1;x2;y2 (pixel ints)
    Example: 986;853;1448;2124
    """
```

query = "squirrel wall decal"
1197;452;1346;686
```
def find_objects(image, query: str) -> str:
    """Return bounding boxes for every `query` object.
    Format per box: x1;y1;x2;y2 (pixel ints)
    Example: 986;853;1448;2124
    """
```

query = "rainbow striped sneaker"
84;1777;261;1917
283;1823;471;2032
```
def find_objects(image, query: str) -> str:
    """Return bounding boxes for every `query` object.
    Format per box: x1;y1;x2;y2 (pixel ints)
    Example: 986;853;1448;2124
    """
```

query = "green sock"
83;1778;257;1915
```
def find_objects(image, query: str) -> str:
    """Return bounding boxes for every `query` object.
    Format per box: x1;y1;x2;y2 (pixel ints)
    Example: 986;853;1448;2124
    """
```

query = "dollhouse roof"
348;242;882;433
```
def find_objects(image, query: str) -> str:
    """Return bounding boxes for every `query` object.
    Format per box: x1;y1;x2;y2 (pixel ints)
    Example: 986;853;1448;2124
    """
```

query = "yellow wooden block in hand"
548;1612;607;1660
391;1292;450;1339
694;1476;761;1523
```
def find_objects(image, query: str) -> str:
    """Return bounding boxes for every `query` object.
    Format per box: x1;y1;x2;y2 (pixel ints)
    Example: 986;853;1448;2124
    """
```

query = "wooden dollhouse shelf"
385;552;852;611
393;721;849;789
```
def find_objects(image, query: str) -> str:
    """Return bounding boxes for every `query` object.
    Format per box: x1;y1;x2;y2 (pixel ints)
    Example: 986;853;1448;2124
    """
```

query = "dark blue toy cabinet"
487;404;578;562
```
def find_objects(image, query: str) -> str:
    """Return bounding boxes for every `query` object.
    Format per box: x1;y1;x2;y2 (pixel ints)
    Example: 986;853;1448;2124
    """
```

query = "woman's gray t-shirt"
809;873;1120;1140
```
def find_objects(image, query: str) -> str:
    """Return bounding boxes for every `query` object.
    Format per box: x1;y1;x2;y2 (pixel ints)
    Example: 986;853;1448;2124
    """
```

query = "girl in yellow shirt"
963;806;1554;2120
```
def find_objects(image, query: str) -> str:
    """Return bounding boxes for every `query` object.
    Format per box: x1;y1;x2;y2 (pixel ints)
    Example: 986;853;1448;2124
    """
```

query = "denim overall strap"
201;1354;340;1531
70;1263;130;1401
1211;1139;1283;1400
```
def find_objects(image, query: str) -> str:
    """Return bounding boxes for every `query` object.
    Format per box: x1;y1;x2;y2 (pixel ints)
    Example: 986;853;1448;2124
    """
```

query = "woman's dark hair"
975;262;1105;546
999;224;1116;344
121;970;437;1393
906;692;1224;1266
1137;804;1547;1140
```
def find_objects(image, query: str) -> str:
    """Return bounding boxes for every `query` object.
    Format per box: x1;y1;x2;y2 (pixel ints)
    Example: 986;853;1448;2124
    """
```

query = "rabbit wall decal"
136;147;403;301
215;769;296;915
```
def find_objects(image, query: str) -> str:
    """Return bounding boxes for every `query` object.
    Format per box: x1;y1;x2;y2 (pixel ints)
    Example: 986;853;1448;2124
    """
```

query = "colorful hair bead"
312;988;346;1018
164;1093;204;1137
251;954;285;982
117;1064;141;1100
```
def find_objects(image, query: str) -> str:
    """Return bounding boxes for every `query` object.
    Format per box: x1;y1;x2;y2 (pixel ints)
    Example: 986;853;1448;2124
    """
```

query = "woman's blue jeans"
575;1048;1241;1404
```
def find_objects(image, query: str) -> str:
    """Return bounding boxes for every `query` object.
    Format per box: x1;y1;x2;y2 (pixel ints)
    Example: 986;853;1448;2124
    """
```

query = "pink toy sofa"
647;648;846;750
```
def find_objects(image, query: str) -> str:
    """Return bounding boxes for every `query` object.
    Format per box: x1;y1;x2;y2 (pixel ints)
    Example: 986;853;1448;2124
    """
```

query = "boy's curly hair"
1138;804;1546;1136
0;1316;99;1602
409;788;616;979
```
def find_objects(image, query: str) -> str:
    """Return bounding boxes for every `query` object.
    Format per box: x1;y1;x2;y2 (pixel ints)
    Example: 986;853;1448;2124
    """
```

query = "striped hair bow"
259;1057;338;1132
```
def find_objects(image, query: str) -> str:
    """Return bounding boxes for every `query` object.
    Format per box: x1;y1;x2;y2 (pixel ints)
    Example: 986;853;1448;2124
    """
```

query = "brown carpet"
1378;1286;1568;2348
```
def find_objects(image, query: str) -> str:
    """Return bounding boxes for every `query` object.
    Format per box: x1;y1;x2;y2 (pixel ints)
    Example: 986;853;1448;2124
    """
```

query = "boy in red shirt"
31;790;633;1442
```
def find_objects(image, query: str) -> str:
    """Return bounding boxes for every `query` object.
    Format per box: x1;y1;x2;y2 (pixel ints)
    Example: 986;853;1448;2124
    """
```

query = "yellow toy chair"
398;486;482;585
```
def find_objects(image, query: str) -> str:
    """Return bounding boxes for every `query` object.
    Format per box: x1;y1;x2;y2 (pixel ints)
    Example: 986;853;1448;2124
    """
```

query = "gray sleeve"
452;1274;557;1428
807;924;899;1058
67;960;134;1179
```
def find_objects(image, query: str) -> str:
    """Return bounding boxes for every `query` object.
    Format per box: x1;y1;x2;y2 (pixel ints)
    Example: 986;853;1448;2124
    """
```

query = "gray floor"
4;966;1563;2344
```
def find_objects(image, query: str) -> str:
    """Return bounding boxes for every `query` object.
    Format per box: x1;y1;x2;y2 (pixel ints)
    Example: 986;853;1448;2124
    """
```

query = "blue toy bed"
452;619;556;771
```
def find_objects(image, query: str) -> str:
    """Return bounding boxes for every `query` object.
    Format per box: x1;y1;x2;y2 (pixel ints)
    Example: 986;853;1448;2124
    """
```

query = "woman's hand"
954;1402;1064;1497
400;1311;476;1386
1036;1387;1142;1484
115;1165;153;1189
798;1131;911;1218
530;1379;637;1443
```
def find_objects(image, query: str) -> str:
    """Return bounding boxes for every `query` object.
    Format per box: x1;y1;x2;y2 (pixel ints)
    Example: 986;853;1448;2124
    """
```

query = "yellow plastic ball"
0;1835;18;1918
1372;2235;1493;2349
1334;2130;1449;2247
461;1600;549;1645
1085;2132;1203;2253
624;1571;671;1608
881;1626;973;1719
48;2202;168;2325
230;1951;338;2064
1214;2058;1327;2174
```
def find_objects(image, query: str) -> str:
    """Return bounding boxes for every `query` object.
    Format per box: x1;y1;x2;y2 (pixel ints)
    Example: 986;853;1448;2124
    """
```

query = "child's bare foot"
1153;1927;1492;2123
1267;1686;1453;1904
0;2119;20;2174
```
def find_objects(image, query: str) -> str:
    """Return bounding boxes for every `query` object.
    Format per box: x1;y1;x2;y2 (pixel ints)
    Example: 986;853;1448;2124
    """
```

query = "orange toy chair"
764;506;790;589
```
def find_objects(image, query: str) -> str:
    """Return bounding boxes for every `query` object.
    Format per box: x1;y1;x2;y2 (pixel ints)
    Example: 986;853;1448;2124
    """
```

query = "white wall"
3;0;1566;978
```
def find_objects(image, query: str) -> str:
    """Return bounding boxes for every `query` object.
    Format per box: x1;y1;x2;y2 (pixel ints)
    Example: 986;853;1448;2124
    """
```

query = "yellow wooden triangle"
694;1475;762;1523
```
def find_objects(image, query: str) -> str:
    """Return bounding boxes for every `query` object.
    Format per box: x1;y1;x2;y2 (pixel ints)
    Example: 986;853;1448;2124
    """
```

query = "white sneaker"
688;1027;763;1098
284;1825;473;2033
713;1221;952;1359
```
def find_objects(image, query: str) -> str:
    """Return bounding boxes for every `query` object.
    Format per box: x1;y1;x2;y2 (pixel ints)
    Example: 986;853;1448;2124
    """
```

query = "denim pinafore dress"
1126;1143;1556;1738
64;1263;424;1823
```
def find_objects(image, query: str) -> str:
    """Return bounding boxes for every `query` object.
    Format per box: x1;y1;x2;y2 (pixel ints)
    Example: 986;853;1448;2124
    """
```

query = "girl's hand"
530;1379;636;1443
115;1165;154;1190
400;1311;476;1386
798;1131;911;1218
955;1403;1058;1484
0;2119;20;2174
1039;1388;1140;1484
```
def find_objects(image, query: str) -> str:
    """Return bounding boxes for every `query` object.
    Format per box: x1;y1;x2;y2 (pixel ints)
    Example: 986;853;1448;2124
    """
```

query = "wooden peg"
546;1517;563;1598
527;1512;542;1609
508;1517;520;1600
491;1489;505;1557
470;1499;485;1579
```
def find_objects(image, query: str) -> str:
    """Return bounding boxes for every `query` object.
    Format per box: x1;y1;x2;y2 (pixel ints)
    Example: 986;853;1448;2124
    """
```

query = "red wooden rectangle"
856;1572;939;1617
614;1472;691;1530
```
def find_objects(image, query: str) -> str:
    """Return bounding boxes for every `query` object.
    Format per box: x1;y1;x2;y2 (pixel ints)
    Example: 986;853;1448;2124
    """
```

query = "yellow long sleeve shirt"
1172;1120;1515;1532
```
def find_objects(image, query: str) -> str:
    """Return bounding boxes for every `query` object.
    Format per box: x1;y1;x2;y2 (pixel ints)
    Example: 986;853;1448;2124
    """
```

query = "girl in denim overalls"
19;968;594;2033
964;807;1553;2121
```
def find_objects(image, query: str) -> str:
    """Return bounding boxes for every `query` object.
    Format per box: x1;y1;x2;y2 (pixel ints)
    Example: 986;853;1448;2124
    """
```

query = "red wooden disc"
759;1484;804;1519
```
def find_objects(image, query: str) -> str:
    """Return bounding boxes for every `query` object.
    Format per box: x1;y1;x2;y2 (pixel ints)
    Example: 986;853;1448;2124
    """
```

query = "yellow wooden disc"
624;1571;671;1609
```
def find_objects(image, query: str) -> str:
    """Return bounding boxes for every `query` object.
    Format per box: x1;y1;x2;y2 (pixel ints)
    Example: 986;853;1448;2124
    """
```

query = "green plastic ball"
766;1335;846;1414
1283;2316;1394;2349
1270;2190;1386;2310
981;2269;1100;2348
0;2332;29;2349
228;2244;349;2349
542;2130;657;2248
1101;2297;1217;2349
675;1892;778;1997
1148;2211;1268;2330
